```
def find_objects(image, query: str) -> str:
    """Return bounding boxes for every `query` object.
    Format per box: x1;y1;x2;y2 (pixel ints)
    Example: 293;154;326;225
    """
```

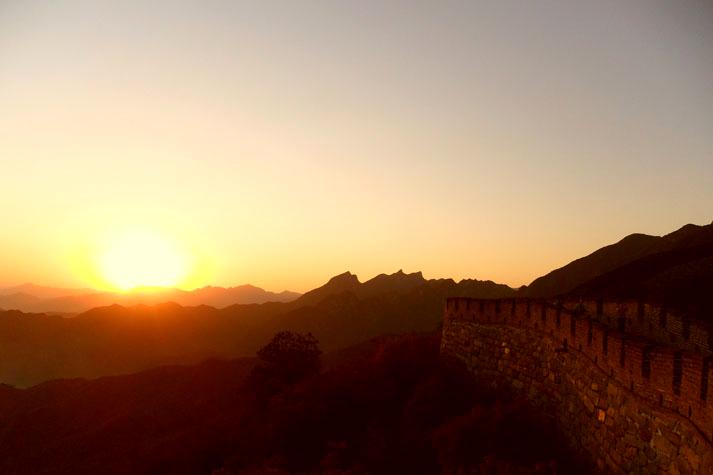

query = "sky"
1;0;712;293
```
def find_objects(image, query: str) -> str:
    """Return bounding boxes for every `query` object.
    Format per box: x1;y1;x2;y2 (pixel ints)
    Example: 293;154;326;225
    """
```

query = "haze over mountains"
0;284;301;314
1;221;711;389
0;270;513;387
5;220;711;316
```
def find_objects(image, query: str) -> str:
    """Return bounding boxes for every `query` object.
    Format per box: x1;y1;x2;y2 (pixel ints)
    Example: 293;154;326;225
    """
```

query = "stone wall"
559;298;712;356
441;298;713;474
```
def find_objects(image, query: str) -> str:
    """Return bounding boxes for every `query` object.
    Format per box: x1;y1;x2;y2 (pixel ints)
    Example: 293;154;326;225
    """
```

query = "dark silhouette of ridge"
569;241;713;310
295;269;504;305
0;283;301;314
525;233;661;297
524;221;713;314
359;269;426;297
0;270;514;387
293;271;361;306
0;283;93;299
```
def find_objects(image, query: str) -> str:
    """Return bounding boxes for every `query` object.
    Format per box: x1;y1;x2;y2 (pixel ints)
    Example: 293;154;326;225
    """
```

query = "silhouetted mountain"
0;284;301;314
525;222;713;312
0;283;93;299
0;292;44;313
294;271;361;306
569;242;713;310
186;285;300;307
295;269;509;304
0;271;514;387
525;234;661;297
359;269;426;297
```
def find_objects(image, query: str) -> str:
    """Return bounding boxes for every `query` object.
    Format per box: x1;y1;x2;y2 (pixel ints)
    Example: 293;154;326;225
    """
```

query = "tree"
250;331;322;398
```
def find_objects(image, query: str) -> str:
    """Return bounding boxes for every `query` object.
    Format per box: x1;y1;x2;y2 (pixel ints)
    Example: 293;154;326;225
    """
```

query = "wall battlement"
441;297;713;473
448;297;713;356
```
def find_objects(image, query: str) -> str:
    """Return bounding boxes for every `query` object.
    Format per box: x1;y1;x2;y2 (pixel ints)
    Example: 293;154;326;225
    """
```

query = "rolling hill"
524;221;713;313
0;271;515;387
0;284;301;314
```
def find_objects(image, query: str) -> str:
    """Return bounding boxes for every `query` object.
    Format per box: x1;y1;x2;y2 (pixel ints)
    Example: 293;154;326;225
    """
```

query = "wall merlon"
573;316;589;352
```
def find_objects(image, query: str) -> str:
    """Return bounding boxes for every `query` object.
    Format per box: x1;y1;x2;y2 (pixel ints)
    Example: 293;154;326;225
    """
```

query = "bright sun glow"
99;230;188;291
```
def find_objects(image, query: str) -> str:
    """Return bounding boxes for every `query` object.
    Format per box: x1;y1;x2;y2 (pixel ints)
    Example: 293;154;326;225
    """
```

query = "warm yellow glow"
98;230;188;291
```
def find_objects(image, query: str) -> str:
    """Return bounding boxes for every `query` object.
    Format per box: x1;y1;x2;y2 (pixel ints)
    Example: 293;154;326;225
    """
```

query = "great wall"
440;298;713;474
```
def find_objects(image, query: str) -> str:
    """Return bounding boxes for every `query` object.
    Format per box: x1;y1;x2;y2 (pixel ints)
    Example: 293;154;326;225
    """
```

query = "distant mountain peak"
358;270;427;298
293;271;361;306
327;271;361;285
0;282;301;314
392;269;424;279
295;270;433;306
0;284;94;299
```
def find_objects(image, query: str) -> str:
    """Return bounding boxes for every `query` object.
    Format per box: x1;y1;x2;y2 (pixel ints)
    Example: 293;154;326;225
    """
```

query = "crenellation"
659;305;668;330
514;298;528;324
690;324;709;353
574;315;589;352
602;301;621;321
669;315;686;344
545;305;558;336
680;353;705;417
441;297;713;474
622;338;645;389
606;332;627;380
533;300;544;324
646;347;676;403
705;358;713;439
589;299;709;354
703;357;712;403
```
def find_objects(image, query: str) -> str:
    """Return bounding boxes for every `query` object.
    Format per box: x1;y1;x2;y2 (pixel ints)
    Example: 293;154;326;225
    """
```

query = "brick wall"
442;298;713;474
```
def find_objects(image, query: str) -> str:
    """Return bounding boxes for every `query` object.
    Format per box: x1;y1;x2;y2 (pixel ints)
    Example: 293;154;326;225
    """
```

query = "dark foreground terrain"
0;332;587;475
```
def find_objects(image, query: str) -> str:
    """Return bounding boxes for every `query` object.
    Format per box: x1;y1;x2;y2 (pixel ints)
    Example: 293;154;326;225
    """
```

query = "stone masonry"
440;298;713;474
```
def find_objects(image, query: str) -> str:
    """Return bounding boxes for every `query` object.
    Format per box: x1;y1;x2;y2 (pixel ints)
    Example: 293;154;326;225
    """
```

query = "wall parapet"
444;297;713;451
447;297;712;356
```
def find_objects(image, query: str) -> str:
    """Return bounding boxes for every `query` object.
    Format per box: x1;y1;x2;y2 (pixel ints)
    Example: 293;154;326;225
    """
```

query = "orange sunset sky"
1;1;712;293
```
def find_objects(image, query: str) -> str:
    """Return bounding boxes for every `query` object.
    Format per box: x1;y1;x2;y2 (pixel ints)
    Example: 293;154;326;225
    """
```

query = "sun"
99;230;188;291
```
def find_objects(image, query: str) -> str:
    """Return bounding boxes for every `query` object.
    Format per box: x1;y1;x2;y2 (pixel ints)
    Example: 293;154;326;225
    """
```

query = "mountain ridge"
523;221;713;312
0;283;302;314
0;270;515;387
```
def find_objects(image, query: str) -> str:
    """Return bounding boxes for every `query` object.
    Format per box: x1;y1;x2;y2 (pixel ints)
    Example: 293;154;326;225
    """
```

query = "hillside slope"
569;241;713;311
0;358;256;475
525;222;713;309
0;284;301;314
0;271;514;387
